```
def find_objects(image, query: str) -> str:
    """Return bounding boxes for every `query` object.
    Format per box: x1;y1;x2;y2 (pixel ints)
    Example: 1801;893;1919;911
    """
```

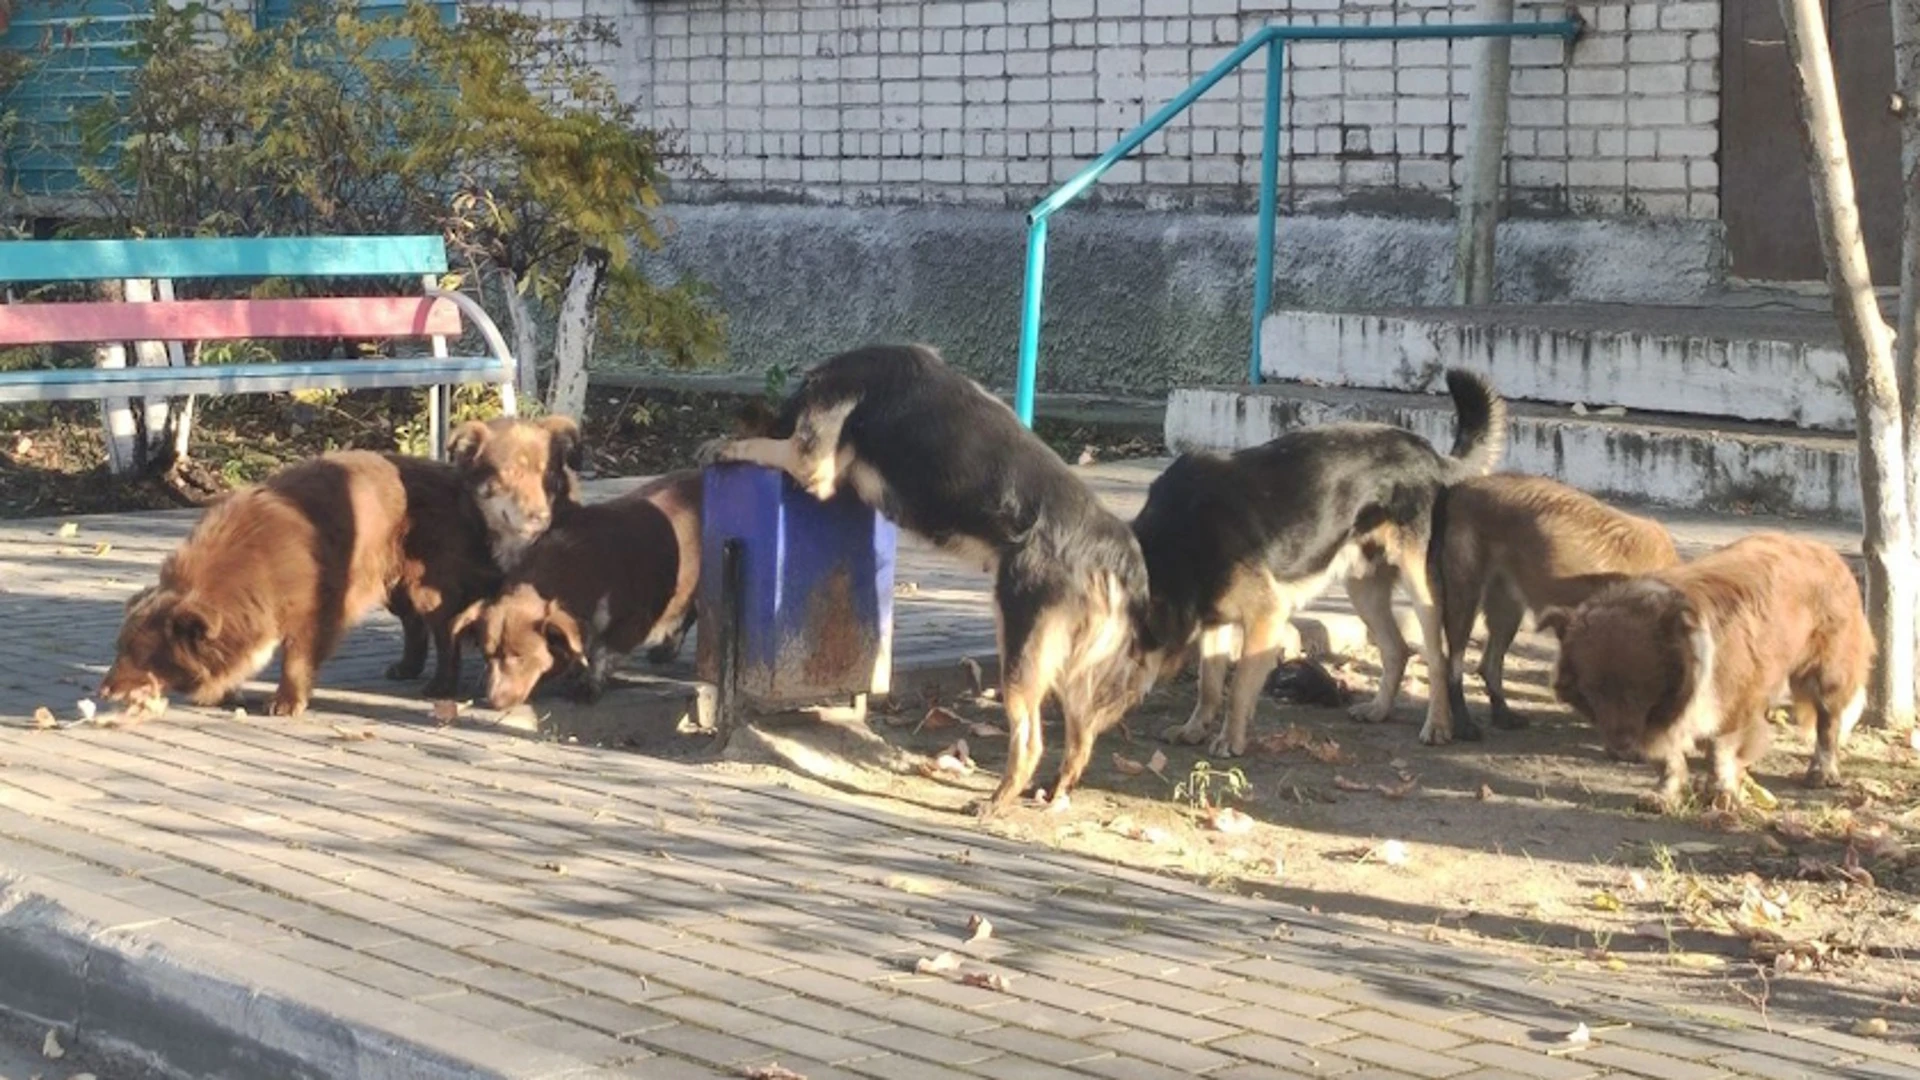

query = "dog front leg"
1214;612;1293;758
271;636;317;717
1163;625;1231;746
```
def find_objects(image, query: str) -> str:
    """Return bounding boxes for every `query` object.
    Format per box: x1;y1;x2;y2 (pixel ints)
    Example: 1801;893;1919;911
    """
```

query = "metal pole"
1014;216;1050;427
1453;0;1517;304
1249;39;1284;385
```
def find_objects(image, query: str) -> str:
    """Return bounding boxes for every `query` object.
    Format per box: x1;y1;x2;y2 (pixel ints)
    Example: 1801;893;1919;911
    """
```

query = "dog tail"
1443;368;1506;477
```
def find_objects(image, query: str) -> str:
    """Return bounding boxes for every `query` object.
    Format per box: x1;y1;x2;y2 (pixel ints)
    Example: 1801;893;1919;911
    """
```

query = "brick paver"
0;464;1904;1078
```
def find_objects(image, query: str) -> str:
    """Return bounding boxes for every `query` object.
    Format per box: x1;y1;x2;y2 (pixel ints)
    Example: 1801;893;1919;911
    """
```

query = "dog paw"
385;661;424;682
694;437;735;466
1635;789;1681;815
1804;760;1843;789
1416;720;1453;746
1348;701;1391;724
1162;721;1211;745
1043;791;1073;816
1453;718;1485;743
1206;732;1244;759
1489;705;1531;730
268;693;307;718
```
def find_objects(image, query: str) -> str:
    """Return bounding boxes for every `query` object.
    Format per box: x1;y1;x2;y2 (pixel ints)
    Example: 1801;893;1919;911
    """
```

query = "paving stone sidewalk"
0;463;1902;1080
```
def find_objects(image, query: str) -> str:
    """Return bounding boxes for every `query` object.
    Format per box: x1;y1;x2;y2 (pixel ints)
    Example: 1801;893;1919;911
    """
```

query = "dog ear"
537;415;586;473
449;599;486;643
1535;607;1573;640
168;598;220;644
446;421;491;468
540;600;587;660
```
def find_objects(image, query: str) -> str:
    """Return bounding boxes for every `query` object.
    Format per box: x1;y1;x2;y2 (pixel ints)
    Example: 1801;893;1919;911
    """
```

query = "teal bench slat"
0;357;509;404
0;237;450;285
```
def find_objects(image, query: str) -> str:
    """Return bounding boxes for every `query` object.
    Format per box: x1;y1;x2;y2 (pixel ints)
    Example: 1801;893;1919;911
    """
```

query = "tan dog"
454;471;702;708
446;415;585;570
1540;532;1872;811
100;451;412;716
1433;474;1680;738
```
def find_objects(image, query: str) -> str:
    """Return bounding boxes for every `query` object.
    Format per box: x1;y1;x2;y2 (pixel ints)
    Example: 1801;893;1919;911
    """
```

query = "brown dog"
453;471;702;708
1434;474;1680;738
1540;532;1871;811
446;415;585;570
100;451;413;716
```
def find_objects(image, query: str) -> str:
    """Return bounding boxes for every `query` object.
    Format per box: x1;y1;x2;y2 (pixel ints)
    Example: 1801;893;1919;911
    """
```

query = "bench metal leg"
427;384;451;462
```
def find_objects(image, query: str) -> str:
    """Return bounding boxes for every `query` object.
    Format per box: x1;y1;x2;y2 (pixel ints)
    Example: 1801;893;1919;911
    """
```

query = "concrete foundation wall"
643;203;1723;390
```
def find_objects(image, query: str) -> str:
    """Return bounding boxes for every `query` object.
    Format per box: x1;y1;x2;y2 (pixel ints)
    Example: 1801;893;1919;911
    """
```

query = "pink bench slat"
0;296;465;347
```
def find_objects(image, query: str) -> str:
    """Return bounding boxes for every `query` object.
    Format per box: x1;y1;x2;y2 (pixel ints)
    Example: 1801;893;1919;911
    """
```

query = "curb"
0;872;597;1080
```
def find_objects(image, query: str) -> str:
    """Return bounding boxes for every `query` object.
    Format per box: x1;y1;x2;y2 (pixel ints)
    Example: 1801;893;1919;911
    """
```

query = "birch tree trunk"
493;265;541;401
545;247;609;421
125;278;174;467
1892;0;1920;722
1781;0;1916;728
95;280;139;476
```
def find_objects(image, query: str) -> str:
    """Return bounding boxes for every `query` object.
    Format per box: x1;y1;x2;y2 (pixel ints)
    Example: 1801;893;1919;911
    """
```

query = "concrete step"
1165;381;1862;524
1261;304;1853;432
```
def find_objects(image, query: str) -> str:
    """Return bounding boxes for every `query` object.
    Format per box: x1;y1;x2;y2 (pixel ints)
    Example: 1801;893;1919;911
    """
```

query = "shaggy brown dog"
453;471;702;708
100;451;412;716
447;415;585;570
1433;474;1680;738
1540;532;1872;811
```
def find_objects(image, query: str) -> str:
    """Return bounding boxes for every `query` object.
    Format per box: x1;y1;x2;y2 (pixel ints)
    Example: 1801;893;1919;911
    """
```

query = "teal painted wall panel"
1;1;152;197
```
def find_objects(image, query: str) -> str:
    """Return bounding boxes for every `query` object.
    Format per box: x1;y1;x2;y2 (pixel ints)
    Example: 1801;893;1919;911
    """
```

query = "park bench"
0;235;518;461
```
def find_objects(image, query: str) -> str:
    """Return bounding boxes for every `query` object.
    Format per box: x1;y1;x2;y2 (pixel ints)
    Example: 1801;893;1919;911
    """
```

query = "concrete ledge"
1261;306;1853;431
1167;383;1861;523
0;874;593;1080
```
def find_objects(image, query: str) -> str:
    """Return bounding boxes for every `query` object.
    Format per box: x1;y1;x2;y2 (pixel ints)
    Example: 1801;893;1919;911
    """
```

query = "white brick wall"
571;0;1721;220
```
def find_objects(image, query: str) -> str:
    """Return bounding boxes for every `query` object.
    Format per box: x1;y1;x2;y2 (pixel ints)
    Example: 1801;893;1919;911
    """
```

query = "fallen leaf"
1146;749;1168;778
1741;774;1780;810
329;725;376;741
1476;783;1494;801
1250;725;1314;754
1305;737;1345;764
884;874;948;896
12;435;31;454
430;699;462;726
742;1065;808;1080
960;970;1012;992
1333;775;1372;793
1376;839;1409;867
1591;891;1623;913
1208;807;1255;835
1627;870;1650;894
31;706;55;730
536;861;567;875
1376;776;1418;799
1076;447;1096;466
965;914;993;944
74;699;97;723
42;1028;63;1059
1668;952;1725;970
967;721;1004;739
919;706;962;732
960;656;984;695
1852;1017;1890;1038
914;952;960;974
1670;841;1719;856
934;739;974;775
1112;753;1146;776
55;523;78;539
1564;1022;1591;1046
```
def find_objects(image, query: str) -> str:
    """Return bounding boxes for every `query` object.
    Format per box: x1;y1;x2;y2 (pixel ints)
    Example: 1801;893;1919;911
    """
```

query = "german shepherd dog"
713;343;1154;817
1131;370;1505;754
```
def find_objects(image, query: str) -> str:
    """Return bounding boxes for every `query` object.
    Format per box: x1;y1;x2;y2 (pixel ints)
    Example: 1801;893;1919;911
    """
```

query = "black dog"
715;343;1154;817
1132;369;1505;753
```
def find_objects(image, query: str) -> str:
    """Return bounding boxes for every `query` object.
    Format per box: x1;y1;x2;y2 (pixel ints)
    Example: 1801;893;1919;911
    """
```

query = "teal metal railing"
1012;17;1585;426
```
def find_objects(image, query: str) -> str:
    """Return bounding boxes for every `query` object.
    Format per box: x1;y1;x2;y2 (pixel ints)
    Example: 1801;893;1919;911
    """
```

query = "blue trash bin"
696;463;898;707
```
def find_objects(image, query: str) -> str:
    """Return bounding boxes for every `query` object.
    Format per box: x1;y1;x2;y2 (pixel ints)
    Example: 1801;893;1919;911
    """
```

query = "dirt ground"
660;630;1920;1038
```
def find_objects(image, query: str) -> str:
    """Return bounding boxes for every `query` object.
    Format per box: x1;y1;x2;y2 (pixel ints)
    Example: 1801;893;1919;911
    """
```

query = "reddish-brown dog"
1540;532;1872;811
447;415;585;570
101;451;413;716
1434;473;1680;737
453;470;702;708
